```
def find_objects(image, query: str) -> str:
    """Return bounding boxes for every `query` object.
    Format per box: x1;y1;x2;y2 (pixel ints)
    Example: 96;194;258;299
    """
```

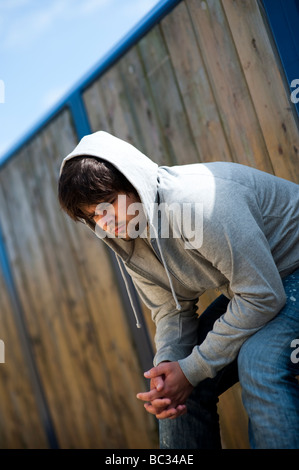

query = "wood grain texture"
186;0;275;172
222;0;299;181
161;1;232;163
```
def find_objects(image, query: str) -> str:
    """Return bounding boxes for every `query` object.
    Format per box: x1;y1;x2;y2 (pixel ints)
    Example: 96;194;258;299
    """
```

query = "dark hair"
58;155;138;223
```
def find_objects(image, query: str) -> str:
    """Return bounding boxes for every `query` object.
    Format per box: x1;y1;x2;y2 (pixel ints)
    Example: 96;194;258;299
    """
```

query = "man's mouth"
114;223;126;235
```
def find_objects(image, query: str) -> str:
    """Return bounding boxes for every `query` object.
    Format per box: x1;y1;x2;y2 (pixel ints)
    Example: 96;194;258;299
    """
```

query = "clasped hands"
136;361;193;420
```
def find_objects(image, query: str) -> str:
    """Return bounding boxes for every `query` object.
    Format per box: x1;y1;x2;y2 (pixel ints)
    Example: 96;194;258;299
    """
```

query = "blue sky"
0;0;160;162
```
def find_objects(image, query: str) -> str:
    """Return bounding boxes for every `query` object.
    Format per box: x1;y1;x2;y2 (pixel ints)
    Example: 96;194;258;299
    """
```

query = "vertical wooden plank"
117;49;173;166
84;48;172;166
0;147;84;448
186;0;274;172
0;254;48;448
82;79;111;134
0;159;53;448
222;0;299;182
218;383;250;449
161;1;232;163
138;26;200;165
92;67;139;146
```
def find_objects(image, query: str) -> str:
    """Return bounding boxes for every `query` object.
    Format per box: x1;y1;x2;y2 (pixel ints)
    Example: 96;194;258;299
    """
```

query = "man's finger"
143;402;177;418
143;402;169;416
144;364;166;379
152;375;164;392
136;389;160;402
168;405;187;419
156;407;178;419
150;398;171;408
156;404;187;420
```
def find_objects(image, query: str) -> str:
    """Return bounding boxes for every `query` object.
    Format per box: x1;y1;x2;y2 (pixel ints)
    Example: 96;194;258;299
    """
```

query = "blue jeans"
159;269;299;449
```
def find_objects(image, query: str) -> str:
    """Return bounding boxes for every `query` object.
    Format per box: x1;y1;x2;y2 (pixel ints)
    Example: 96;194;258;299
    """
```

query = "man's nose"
98;215;116;230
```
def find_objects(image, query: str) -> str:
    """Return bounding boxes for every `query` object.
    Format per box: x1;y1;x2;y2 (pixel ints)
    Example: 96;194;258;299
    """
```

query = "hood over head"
59;131;182;328
60;131;159;224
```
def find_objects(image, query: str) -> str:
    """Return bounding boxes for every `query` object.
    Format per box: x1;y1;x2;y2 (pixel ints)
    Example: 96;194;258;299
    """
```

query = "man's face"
83;192;145;240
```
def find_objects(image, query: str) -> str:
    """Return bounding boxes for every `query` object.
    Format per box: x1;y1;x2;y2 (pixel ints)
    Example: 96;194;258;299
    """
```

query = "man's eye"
86;213;97;222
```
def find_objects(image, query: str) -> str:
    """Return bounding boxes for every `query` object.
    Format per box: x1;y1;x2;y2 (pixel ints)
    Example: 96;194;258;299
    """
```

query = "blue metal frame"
262;0;299;117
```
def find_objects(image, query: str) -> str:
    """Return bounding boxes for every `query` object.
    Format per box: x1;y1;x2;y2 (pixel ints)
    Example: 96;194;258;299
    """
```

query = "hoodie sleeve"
129;270;200;367
178;181;287;386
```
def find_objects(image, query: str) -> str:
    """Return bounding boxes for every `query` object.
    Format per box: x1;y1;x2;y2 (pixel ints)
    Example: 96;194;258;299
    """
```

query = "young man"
58;130;299;449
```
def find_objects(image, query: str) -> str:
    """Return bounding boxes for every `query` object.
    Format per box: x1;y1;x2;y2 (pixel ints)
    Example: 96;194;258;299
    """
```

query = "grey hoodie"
60;131;299;386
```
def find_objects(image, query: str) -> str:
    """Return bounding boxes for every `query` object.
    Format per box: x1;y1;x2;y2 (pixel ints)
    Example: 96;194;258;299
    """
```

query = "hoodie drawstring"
151;224;182;312
116;225;183;332
116;255;142;328
116;226;182;330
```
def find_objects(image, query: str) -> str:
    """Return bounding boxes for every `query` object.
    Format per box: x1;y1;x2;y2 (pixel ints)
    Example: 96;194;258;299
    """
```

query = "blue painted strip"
0;0;182;168
262;0;299;117
68;91;92;140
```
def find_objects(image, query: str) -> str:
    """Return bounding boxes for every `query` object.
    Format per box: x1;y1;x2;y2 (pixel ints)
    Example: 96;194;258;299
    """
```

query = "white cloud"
2;2;65;49
1;0;159;51
1;0;111;50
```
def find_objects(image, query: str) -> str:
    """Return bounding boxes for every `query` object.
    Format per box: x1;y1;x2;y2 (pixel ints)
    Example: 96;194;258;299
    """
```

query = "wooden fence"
0;0;298;449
